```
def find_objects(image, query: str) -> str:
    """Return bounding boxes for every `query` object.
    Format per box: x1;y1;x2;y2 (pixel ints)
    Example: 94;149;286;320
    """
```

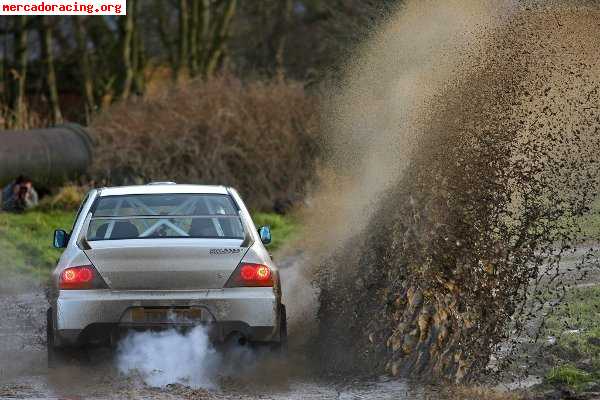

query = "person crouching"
1;175;39;212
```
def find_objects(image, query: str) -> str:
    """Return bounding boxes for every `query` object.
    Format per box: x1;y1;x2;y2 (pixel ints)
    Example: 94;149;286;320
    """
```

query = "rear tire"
271;305;288;354
47;308;62;368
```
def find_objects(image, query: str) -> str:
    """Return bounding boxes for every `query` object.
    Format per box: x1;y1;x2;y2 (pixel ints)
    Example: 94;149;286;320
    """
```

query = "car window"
87;194;244;240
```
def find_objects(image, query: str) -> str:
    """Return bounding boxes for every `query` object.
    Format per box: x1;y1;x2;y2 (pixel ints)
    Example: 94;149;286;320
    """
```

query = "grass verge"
0;210;74;280
252;212;298;252
545;365;595;391
578;197;600;239
540;285;600;392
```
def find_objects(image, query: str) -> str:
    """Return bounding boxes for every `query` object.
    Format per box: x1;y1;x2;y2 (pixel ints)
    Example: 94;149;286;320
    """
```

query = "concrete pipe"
0;123;93;188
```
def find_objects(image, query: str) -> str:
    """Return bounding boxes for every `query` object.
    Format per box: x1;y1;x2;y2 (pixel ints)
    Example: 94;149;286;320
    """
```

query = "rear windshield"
87;194;244;240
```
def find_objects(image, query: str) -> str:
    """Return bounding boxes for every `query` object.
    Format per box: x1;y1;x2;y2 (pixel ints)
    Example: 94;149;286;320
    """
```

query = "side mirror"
53;229;69;248
258;226;272;245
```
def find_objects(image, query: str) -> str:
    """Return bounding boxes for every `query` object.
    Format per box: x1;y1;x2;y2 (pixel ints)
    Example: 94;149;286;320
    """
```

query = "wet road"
2;246;597;399
0;276;434;400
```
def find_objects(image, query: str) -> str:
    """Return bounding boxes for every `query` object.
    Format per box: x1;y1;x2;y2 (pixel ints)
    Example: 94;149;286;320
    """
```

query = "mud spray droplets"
298;0;600;383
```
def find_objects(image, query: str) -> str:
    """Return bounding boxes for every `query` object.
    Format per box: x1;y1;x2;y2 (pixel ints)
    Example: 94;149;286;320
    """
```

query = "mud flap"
47;308;88;368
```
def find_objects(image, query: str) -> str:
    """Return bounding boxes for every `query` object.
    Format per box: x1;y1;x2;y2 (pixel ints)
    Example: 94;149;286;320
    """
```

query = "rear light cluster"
225;262;274;287
60;265;108;290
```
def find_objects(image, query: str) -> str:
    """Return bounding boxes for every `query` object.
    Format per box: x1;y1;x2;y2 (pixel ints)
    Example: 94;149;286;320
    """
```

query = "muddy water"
0;248;586;398
0;275;435;400
2;253;571;400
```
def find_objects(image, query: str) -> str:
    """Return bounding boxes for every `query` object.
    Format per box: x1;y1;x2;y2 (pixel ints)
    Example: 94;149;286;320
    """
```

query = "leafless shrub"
89;75;321;210
37;185;87;211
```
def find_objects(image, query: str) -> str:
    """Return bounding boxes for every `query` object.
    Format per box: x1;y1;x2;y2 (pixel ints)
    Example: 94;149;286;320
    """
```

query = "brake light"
225;263;274;287
60;265;108;290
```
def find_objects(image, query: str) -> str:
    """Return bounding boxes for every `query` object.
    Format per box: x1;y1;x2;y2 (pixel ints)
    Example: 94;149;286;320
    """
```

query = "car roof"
99;184;230;197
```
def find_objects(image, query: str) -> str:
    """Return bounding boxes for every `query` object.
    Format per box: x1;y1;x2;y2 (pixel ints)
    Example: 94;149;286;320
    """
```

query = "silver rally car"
47;183;286;364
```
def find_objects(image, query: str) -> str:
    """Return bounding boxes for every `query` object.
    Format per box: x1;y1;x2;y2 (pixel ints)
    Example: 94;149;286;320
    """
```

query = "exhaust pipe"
223;332;248;348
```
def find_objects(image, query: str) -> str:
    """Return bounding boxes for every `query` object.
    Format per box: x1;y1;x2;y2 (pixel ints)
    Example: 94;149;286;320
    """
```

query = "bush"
37;185;86;211
89;75;321;211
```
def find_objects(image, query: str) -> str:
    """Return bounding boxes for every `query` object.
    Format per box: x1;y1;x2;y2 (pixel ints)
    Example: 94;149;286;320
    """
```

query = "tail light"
60;265;108;290
225;263;274;287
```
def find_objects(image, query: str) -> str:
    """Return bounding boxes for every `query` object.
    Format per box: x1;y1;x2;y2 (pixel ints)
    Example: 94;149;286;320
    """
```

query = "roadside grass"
579;197;600;240
252;212;298;252
545;365;596;391
0;210;74;280
541;285;600;391
533;196;600;392
0;208;296;281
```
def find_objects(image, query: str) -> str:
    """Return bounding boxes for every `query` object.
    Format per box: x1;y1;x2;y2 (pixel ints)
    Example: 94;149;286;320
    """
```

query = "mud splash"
302;0;600;383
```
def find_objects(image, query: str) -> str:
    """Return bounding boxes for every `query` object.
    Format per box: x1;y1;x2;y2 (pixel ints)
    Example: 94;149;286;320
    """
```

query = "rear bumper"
53;288;280;346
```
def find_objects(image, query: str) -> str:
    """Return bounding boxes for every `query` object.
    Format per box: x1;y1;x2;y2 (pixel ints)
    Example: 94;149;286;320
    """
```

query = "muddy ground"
0;271;441;400
0;250;597;400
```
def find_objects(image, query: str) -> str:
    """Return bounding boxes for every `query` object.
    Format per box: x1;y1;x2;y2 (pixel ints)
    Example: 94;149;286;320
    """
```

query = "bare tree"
0;19;9;115
167;0;237;79
39;16;62;124
131;2;146;95
203;0;237;77
155;0;175;68
119;0;135;99
72;17;95;120
174;0;189;82
0;0;379;124
188;0;201;76
275;0;292;79
9;16;28;128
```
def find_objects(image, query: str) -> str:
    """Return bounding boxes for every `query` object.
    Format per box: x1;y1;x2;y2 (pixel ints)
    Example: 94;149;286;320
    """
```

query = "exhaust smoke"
115;327;295;391
116;327;222;389
116;327;259;389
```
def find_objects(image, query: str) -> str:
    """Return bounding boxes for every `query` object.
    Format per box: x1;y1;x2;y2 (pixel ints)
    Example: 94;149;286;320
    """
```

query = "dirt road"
0;275;434;400
2;248;595;399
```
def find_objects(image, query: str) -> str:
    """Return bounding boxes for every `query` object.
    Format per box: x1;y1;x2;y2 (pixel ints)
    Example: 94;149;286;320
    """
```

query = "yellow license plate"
131;308;202;323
